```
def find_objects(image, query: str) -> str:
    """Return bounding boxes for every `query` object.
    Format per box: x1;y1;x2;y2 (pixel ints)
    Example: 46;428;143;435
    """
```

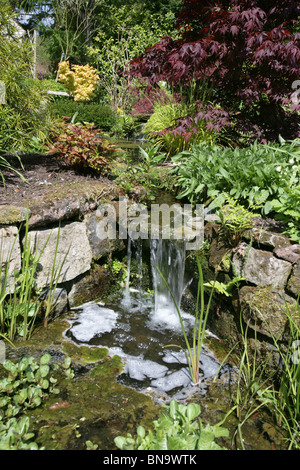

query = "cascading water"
66;235;231;399
122;237;144;310
150;238;186;328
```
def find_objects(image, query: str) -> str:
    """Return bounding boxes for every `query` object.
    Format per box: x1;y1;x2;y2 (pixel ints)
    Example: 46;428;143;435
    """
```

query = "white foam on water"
126;357;169;381
148;298;195;332
200;352;221;378
162;349;188;365
151;368;191;391
70;303;118;342
108;347;169;382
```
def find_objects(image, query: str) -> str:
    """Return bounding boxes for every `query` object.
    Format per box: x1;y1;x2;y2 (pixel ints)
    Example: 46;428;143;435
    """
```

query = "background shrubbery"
47;101;118;131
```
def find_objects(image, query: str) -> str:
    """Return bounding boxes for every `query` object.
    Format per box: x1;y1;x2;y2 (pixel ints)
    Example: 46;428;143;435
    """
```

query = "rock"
208;238;231;271
68;265;111;308
48;401;70;411
239;286;298;340
0;226;21;292
50;288;68;316
287;261;300;298
84;210;125;261
205;214;221;223
0;205;30;225
243;228;290;250
204;222;220;242
26;182;122;228
232;242;292;288
274;244;300;264
27;222;92;288
28;197;82;228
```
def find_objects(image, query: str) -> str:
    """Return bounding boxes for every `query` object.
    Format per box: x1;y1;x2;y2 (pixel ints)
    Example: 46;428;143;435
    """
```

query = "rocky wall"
202;219;300;365
1;195;299;358
0;184;125;318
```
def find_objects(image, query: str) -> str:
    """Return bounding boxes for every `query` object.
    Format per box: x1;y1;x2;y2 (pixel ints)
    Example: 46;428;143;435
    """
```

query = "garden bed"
0;152;112;207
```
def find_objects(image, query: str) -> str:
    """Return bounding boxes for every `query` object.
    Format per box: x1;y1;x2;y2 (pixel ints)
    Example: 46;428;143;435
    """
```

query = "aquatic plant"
158;256;215;385
115;399;229;450
0;354;74;450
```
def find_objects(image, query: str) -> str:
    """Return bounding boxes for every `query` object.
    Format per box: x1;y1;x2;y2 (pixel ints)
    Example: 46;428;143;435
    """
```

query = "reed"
158;256;215;385
255;297;300;449
0;213;66;341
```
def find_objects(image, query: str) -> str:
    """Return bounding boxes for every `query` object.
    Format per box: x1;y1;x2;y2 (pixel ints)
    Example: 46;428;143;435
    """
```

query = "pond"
58;236;287;450
65;238;233;402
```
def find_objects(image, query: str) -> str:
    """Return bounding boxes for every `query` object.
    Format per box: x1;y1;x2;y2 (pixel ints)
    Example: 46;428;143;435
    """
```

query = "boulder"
50;287;69;316
27;222;92;288
0;226;21;292
239;286;298;340
232;242;292;288
68;265;111;308
40;287;68;317
84;209;125;261
208;238;231;272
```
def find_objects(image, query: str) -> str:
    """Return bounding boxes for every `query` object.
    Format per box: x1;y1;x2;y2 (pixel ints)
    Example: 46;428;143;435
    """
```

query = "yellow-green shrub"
58;61;99;102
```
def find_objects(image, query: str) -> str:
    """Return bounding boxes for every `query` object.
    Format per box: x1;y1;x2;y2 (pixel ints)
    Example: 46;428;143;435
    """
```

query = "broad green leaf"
40;353;51;365
40;365;50;378
186;403;201;422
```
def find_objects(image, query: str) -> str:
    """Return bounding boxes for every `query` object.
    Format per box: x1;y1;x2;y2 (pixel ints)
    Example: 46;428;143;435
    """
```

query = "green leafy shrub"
115;400;229;450
0;153;25;189
270;186;300;242
47;101;118;131
171;139;300;241
144;92;217;157
48;120;121;174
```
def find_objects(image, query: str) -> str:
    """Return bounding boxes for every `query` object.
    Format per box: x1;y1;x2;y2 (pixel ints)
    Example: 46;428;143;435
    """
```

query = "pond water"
65;238;233;402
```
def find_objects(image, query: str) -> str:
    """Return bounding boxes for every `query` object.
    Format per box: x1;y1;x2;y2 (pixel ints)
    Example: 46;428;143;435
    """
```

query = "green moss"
62;343;109;364
90;354;124;378
0;205;28;225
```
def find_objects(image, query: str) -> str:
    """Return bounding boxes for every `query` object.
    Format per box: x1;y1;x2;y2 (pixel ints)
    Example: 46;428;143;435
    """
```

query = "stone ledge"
243;227;290;250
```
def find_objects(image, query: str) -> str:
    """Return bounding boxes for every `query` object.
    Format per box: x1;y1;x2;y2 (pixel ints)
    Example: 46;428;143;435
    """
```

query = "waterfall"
122;237;132;308
122;236;190;330
150;238;186;328
122;236;143;308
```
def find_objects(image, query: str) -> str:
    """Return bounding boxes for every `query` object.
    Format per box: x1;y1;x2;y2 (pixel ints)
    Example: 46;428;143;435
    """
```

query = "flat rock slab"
26;181;122;228
243;227;290;250
274;244;300;264
0;205;29;225
26;222;93;287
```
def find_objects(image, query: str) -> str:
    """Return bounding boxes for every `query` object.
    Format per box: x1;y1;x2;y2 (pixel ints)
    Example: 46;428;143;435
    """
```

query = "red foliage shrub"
48;120;121;174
